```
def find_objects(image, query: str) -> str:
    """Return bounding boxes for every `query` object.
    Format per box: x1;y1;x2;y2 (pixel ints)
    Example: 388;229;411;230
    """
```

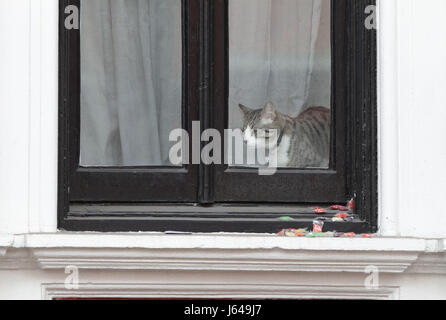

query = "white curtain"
80;0;182;167
80;0;329;166
229;0;330;129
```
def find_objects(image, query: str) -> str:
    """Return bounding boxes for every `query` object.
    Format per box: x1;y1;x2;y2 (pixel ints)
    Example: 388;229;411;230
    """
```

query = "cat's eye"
264;130;275;137
254;129;275;138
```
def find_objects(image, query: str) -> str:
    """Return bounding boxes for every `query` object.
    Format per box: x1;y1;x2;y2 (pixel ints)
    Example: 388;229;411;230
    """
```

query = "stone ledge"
17;233;444;252
0;234;14;256
0;233;444;274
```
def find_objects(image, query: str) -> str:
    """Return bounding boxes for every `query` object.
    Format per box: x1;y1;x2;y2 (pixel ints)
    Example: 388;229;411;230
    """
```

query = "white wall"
397;0;446;237
379;0;446;238
0;0;58;234
0;0;445;300
0;0;446;237
0;0;444;238
0;0;31;234
0;269;445;300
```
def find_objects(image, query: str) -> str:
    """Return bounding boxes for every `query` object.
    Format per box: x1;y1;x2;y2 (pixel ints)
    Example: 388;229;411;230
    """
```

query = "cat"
238;101;330;168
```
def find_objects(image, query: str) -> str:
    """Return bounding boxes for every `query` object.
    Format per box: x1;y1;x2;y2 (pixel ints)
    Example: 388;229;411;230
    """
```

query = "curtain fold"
80;0;182;167
80;0;329;166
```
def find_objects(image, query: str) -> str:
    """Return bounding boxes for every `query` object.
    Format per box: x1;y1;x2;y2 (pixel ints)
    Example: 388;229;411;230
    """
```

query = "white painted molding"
408;253;446;274
42;283;400;300
0;249;37;270
0;234;14;256
377;0;400;236
19;233;442;252
0;233;444;274
28;0;59;233
32;247;419;273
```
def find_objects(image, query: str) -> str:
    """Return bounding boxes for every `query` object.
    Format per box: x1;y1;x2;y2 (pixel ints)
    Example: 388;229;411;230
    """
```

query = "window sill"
1;233;445;274
19;232;444;252
62;204;374;234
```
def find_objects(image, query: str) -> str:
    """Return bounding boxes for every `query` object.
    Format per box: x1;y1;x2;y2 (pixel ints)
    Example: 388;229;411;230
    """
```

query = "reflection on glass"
80;0;182;167
229;0;331;168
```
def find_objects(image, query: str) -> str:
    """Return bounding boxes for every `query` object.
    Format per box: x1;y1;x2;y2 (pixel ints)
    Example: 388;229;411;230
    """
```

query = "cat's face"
238;102;283;149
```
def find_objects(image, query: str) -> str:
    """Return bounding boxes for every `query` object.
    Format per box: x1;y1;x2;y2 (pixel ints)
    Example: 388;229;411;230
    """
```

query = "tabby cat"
238;101;330;168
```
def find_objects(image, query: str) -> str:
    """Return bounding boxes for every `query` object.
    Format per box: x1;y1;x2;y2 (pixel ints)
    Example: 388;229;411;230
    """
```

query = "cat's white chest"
276;135;291;167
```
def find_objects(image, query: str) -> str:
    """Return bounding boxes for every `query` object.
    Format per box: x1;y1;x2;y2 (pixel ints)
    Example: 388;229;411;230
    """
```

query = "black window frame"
58;0;377;234
59;0;200;205
213;0;345;204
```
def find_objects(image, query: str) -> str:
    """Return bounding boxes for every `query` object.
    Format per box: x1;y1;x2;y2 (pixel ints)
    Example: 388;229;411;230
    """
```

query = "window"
59;0;377;233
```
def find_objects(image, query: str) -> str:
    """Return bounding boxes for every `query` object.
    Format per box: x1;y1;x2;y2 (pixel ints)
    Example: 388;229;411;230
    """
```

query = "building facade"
0;0;445;300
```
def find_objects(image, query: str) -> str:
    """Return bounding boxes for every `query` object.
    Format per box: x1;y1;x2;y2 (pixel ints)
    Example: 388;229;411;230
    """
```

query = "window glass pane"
80;0;182;167
229;0;331;169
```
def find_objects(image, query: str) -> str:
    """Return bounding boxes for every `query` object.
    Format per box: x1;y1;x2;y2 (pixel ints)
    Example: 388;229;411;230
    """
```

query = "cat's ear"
262;101;277;121
238;104;251;117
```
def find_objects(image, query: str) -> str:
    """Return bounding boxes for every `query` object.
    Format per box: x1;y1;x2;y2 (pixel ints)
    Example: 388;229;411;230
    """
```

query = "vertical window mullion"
198;0;214;204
